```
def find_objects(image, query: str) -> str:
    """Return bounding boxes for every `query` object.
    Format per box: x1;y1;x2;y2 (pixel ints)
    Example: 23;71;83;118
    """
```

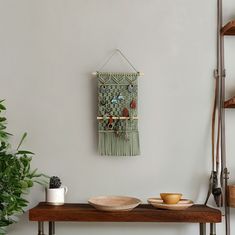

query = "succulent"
49;176;62;189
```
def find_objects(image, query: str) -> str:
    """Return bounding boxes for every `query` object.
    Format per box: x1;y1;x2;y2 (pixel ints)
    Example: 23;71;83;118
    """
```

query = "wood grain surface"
29;203;221;223
221;20;235;35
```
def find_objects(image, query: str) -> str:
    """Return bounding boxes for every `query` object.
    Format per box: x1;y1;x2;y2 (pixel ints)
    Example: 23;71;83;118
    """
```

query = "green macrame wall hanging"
95;49;142;156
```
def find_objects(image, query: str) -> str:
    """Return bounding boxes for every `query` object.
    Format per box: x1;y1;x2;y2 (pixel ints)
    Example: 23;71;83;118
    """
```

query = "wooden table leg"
199;223;206;235
38;222;44;235
210;223;216;235
49;221;55;235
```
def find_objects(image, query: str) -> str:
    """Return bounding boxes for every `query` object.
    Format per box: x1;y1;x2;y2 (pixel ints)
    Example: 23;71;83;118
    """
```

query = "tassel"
98;132;140;156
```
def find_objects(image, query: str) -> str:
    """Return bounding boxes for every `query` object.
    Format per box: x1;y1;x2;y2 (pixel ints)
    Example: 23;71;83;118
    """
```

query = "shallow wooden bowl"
160;193;182;204
88;196;141;212
148;198;193;210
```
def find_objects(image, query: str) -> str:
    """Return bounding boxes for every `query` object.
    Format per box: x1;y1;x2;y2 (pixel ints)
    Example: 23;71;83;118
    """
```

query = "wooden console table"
29;202;221;235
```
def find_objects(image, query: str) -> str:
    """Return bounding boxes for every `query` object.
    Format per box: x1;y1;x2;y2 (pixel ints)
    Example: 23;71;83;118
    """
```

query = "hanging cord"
216;92;221;176
205;75;221;206
212;75;219;172
97;49;139;73
214;74;223;207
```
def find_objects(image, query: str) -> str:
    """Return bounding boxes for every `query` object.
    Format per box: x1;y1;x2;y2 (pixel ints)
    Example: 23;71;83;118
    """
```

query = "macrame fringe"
98;132;140;156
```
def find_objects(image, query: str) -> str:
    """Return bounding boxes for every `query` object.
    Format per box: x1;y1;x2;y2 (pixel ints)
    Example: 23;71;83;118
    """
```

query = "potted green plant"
45;176;68;205
0;100;46;234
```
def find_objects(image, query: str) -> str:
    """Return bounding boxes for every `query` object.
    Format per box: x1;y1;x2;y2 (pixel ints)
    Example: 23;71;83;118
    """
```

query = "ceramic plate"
148;198;194;210
88;196;141;212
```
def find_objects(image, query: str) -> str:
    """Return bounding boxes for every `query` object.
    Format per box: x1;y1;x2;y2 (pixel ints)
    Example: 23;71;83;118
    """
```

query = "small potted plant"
46;176;68;205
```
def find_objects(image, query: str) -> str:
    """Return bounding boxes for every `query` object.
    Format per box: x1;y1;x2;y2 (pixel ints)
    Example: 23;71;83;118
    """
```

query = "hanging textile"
97;72;140;156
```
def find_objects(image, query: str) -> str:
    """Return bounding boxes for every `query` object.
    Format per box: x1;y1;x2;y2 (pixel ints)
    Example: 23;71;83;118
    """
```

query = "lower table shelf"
29;202;221;235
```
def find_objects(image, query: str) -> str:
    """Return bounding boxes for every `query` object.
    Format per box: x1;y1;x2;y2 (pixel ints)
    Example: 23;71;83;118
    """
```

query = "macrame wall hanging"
94;49;143;156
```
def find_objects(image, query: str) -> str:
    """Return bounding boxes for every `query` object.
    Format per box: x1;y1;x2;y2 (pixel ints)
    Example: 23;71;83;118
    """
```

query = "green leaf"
0;220;12;227
26;180;33;187
0;104;6;111
19;180;28;189
33;180;47;186
16;133;27;150
3;132;12;136
16;151;34;155
0;126;6;130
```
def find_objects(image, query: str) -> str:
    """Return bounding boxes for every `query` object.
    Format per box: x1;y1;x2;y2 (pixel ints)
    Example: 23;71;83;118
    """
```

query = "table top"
29;203;221;223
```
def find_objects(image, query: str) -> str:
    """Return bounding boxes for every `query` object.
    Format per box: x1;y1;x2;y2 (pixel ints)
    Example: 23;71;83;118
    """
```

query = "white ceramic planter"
45;186;68;205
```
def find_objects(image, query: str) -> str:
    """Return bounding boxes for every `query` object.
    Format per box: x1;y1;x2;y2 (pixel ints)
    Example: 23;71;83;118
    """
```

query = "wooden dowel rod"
97;116;138;120
91;72;144;76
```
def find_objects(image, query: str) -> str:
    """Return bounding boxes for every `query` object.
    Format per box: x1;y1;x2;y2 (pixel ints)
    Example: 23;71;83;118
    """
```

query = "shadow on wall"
8;218;197;235
183;104;211;204
90;73;98;155
54;222;196;235
7;212;33;235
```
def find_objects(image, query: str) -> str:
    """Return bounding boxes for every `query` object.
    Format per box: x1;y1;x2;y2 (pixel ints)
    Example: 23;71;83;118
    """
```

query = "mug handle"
63;186;68;195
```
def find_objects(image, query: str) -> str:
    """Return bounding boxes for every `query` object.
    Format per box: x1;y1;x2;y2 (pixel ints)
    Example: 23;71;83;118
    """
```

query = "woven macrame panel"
97;72;140;156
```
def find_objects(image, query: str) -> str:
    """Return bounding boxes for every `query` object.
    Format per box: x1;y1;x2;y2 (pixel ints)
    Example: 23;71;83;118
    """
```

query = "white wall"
0;0;235;234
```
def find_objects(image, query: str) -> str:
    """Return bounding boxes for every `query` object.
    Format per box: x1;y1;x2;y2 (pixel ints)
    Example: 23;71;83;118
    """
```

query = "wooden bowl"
88;196;141;212
148;198;193;210
160;193;182;204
